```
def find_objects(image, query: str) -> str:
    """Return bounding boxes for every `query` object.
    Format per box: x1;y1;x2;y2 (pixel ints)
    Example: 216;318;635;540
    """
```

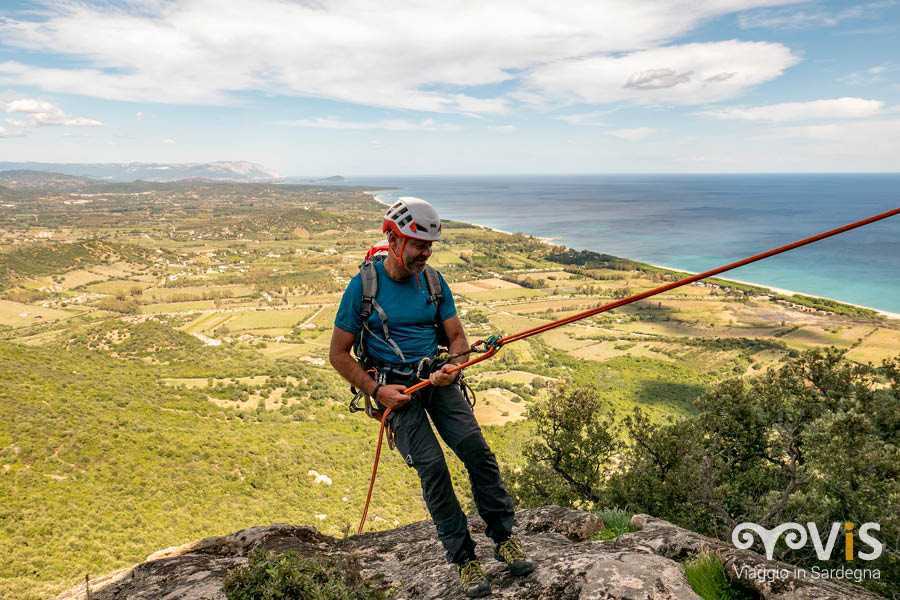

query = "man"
329;197;533;598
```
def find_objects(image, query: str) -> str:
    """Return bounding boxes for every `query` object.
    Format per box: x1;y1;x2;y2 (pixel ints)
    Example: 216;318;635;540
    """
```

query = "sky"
1;0;899;176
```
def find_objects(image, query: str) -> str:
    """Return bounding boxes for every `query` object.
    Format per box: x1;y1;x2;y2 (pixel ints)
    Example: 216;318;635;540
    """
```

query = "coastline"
640;261;900;321
363;191;898;321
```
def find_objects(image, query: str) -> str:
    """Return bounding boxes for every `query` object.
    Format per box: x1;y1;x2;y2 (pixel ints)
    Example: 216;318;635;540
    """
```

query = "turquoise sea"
355;175;900;314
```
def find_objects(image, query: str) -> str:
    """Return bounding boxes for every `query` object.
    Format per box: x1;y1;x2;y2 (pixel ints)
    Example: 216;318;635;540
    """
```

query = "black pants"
382;379;515;564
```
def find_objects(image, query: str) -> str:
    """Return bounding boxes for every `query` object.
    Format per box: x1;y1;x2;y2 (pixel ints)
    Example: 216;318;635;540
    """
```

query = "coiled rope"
357;206;900;534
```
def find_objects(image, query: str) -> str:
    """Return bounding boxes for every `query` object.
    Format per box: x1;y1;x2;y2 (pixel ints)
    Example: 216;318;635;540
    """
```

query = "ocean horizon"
353;174;900;315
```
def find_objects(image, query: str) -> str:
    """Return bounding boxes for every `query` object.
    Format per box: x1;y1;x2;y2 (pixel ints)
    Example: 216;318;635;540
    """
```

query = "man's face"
393;234;432;274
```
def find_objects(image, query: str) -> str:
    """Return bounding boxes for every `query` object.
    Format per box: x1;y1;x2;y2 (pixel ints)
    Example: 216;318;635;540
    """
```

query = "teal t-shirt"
334;259;457;364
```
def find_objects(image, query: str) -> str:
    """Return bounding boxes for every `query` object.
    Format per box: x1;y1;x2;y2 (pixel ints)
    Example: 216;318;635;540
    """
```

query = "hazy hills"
0;161;280;182
0;169;96;190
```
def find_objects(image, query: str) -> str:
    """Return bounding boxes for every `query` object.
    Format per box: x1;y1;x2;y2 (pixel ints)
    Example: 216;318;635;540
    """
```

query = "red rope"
355;207;899;534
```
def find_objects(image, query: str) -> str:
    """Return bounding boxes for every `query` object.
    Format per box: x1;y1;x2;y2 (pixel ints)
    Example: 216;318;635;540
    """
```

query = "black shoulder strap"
359;259;379;320
423;264;443;306
357;257;405;362
423;265;450;348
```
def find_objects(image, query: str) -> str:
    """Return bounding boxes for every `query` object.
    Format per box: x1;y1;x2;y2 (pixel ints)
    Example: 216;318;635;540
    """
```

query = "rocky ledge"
54;507;881;600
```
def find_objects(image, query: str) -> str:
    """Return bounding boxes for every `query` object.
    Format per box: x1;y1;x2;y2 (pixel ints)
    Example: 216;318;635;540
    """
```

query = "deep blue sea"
352;175;900;314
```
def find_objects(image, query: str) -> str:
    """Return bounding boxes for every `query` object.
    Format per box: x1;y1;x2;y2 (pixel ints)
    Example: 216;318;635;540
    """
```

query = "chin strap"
388;237;407;271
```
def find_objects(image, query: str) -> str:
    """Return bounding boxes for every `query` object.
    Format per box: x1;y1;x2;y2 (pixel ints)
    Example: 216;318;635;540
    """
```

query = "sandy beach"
644;261;900;321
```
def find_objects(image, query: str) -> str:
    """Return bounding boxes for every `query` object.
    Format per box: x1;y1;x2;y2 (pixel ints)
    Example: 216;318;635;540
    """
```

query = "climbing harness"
355;207;900;534
350;351;477;420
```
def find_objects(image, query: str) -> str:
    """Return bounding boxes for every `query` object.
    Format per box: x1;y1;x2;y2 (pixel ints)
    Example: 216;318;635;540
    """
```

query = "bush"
96;297;141;314
223;549;392;600
684;550;757;600
590;507;639;541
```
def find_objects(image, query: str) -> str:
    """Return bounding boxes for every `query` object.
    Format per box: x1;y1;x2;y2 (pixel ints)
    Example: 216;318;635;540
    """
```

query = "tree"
511;380;621;507
510;349;899;598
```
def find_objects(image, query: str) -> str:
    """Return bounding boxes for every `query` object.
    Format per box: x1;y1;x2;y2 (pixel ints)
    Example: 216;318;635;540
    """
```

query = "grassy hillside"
0;329;544;600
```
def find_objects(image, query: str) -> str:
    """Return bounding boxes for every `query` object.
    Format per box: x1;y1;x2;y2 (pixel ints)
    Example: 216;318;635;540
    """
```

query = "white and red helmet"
382;197;441;242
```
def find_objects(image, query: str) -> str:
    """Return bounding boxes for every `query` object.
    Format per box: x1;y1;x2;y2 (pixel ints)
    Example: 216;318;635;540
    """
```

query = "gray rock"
52;507;881;600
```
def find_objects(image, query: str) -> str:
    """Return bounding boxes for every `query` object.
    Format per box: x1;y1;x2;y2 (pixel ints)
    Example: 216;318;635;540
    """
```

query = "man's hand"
376;384;412;409
429;364;459;387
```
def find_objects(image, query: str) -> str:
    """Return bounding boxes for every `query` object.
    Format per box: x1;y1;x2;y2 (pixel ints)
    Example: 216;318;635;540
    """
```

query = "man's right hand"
376;384;412;410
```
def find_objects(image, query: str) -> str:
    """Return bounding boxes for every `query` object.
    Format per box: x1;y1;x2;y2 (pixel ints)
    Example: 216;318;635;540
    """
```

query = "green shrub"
683;550;756;600
590;507;639;541
223;549;392;600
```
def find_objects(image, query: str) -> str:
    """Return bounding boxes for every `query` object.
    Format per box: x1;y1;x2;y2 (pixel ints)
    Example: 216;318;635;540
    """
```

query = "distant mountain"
0;169;97;190
314;175;348;182
0;161;280;182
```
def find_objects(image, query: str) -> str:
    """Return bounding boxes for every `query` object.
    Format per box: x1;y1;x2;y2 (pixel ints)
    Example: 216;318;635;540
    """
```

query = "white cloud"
136;111;143;120
607;127;656;140
756;118;900;166
284;117;459;131
699;97;886;121
0;96;103;126
61;132;88;138
762;118;900;142
838;63;898;85
5;117;27;127
488;125;517;134
520;40;799;106
162;138;175;144
673;154;738;164
0;0;799;113
553;111;604;125
0;125;25;138
738;2;889;29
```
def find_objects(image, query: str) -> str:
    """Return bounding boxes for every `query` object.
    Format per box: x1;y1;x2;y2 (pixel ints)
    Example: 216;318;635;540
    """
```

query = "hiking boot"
458;559;491;598
493;538;534;576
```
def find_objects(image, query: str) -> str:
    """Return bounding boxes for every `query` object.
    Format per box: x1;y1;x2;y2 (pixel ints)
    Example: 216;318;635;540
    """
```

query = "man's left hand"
429;364;459;387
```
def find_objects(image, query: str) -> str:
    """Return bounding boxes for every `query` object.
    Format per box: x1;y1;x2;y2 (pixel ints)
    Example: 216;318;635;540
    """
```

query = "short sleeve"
334;274;363;335
437;272;457;322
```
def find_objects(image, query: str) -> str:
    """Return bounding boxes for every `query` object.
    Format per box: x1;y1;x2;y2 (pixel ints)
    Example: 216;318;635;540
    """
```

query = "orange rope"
355;207;899;533
357;411;388;534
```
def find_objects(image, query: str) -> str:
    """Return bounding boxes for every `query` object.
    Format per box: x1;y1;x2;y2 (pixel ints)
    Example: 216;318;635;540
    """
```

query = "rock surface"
53;507;881;600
